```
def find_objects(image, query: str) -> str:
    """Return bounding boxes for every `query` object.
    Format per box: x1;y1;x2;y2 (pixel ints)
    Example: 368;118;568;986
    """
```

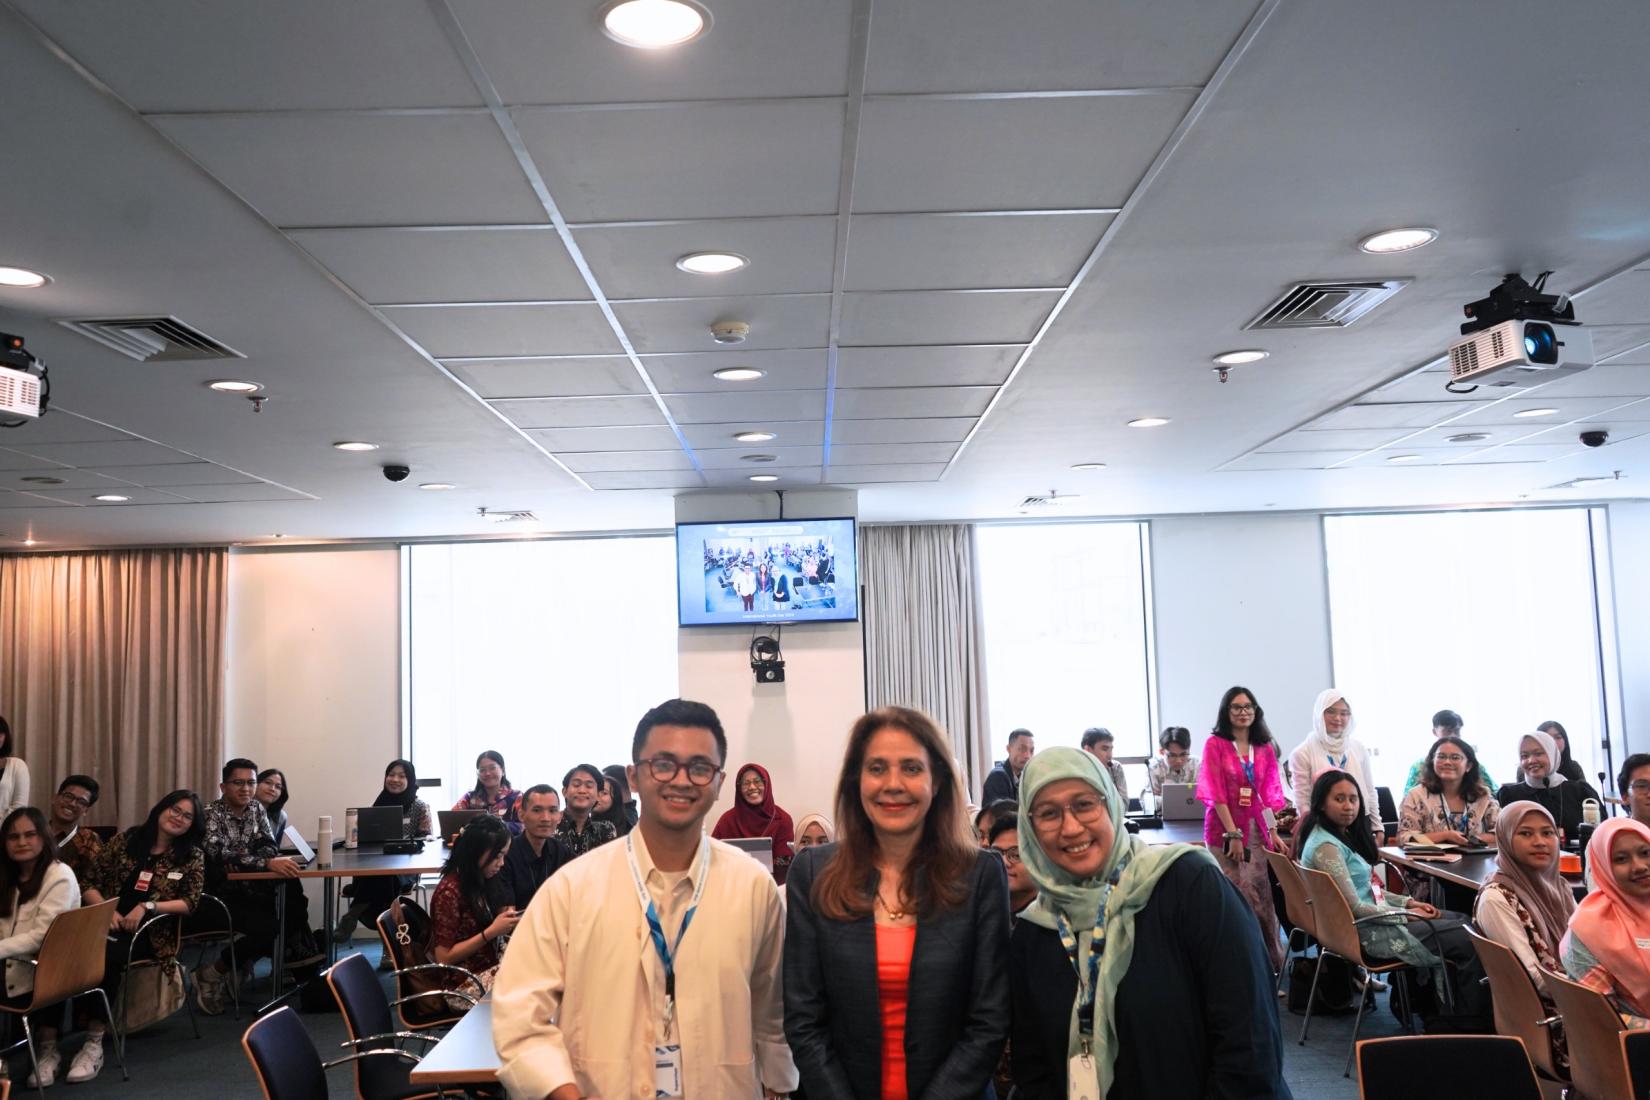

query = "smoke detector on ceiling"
710;321;750;345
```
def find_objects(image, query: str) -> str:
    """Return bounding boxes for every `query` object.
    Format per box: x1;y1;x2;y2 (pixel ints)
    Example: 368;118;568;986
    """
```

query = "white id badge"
653;1044;683;1098
1068;1053;1097;1100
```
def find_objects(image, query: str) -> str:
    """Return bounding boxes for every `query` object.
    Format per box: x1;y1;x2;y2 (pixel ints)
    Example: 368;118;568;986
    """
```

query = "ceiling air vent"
478;507;538;523
1018;492;1081;509
56;316;244;362
1245;279;1409;330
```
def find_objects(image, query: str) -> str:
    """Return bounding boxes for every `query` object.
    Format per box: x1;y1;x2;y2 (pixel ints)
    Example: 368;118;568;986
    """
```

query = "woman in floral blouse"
431;815;520;1007
1398;735;1500;845
451;750;520;833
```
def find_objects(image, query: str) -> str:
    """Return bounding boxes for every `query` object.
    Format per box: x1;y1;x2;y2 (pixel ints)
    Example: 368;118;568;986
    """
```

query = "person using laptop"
336;758;433;945
497;785;573;910
556;764;617;857
453;750;521;833
1147;727;1199;796
493;699;798;1100
47;774;103;880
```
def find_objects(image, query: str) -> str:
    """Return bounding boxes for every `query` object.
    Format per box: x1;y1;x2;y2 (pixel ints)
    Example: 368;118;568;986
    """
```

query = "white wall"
1150;513;1335;763
1608;502;1650;759
675;491;866;827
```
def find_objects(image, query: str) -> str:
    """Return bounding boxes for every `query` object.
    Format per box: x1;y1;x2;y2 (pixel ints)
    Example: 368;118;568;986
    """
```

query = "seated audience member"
335;758;433;944
192;758;319;1015
431;816;520;1005
1297;771;1477;997
50;790;205;1084
986;815;1036;919
255;768;290;839
1497;730;1601;841
974;798;1018;846
496;785;572;910
601;764;639;831
1518;720;1587;784
1290;690;1383;842
1562;818;1650;1027
591;773;633;837
451;750;521;831
982;728;1034;805
1401;710;1498;793
1080;727;1129;794
794;813;833;853
1398;735;1499;844
0;716;31;817
712;763;796;883
0;808;80;1084
47;774;103;880
1147;726;1199;796
1474;801;1574;1069
1619;753;1650;827
1009;748;1290;1099
555;764;617;856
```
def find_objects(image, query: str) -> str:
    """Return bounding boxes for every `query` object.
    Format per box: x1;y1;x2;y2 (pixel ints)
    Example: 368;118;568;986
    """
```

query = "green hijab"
1017;747;1213;1099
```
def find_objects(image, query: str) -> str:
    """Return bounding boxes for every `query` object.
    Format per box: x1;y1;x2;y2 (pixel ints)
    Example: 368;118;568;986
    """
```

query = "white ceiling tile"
0;415;135;446
12;440;197;467
526;425;681;451
492;396;665;429
835;345;1020;388
864;0;1260;93
825;463;948;483
558;450;696;474
1262;428;1411;452
0;449;70;473
0;468;139;491
831;418;977;443
845;213;1111;291
613;295;831;353
841;290;1057;345
834;387;996;419
451;0;853;103
0;492;75;509
701;466;823;488
513;101;844;221
1452;395;1648;427
574;217;837;299
1398;424;1542;449
1336;447;1519;469
581;470;705;490
1593;324;1650;361
85;462;262;487
1451;443;1584;465
1358;371;1501;405
678;422;826;448
698;447;825;469
163;483;313;502
28;487;198;506
290;228;589;304
1528;364;1650;399
151;114;546;226
11;1;484;110
1223;451;1362;471
1571;270;1650;325
446;358;645;398
828;442;959;465
644;350;827;393
665;390;827;425
853;94;1194;212
1579;400;1650;423
383;303;620;358
1312;402;1465;431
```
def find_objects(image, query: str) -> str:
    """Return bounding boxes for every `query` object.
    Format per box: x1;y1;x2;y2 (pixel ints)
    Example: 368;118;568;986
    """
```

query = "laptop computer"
282;826;317;866
1159;782;1203;821
354;806;405;845
437;809;486;843
726;836;774;872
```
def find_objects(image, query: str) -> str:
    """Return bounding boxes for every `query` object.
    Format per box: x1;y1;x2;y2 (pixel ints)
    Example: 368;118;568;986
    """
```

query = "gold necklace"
875;892;911;921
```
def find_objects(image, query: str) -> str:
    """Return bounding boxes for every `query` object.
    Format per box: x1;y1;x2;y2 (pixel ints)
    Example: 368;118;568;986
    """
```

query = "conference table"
1135;818;1208;846
1380;844;1588;904
410;999;499;1090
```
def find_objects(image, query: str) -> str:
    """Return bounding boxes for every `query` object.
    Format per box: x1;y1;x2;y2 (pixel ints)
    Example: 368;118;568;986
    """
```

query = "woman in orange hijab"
1561;817;1650;1027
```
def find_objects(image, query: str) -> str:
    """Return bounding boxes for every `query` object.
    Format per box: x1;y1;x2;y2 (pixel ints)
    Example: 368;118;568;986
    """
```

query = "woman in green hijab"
1008;747;1292;1099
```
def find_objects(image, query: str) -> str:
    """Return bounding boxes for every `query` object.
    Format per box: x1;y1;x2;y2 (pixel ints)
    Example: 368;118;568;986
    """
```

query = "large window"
975;522;1155;760
405;537;679;808
1324;509;1609;792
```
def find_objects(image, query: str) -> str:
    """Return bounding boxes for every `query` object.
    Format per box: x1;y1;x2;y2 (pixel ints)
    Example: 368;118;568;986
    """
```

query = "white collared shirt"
492;827;797;1100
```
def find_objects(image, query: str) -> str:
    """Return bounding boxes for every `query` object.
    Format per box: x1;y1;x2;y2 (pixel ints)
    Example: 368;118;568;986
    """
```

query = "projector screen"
676;517;859;626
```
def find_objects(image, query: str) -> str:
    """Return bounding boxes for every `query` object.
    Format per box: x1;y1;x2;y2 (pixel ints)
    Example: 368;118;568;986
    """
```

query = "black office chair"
325;953;442;1100
1376;786;1399;838
1356;1036;1542;1099
241;1006;422;1100
1623;1029;1650;1098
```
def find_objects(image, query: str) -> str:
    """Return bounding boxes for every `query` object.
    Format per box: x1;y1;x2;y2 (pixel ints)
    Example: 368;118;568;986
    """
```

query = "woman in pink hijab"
1561;816;1650;1027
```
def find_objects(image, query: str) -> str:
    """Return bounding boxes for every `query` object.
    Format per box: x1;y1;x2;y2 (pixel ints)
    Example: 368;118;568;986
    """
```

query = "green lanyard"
1053;852;1131;1052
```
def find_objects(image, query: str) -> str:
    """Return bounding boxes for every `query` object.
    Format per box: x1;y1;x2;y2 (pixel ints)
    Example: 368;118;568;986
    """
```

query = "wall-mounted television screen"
676;517;859;626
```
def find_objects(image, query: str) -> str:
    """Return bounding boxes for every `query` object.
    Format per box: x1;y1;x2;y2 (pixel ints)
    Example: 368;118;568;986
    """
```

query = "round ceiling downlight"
0;266;50;288
1358;227;1439;254
712;367;765;382
599;0;710;49
676;252;748;275
1212;349;1269;366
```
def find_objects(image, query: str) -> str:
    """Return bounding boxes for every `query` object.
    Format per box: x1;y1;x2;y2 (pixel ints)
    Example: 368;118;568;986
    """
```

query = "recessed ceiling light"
418;482;456;491
1514;407;1559;418
1387;454;1423;463
1070;462;1107;471
712;367;765;382
1358;227;1439;254
332;441;379;452
93;494;130;502
0;266;49;289
1446;432;1490;443
733;431;775;443
741;454;778;463
18;476;65;485
22;539;36;547
676;252;748;275
748;474;779;483
1212;349;1269;366
207;379;263;394
1126;417;1170;428
599;0;710;49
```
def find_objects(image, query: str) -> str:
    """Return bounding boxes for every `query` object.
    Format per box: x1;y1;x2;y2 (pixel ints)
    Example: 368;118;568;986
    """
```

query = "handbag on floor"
1286;955;1357;1015
121;957;185;1033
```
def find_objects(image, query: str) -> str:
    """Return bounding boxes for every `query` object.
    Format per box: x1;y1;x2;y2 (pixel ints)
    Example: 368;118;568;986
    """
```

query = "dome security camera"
382;464;411;482
1580;429;1609;448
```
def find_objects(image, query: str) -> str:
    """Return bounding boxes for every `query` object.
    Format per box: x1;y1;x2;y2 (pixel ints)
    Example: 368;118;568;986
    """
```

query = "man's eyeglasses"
637;757;721;786
1630;781;1650;795
224;779;257;788
989;846;1022;866
55;793;91;809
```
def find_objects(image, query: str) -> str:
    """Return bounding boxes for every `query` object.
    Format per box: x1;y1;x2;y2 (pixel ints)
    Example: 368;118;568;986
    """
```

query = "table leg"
256;884;290;1015
324;875;338;966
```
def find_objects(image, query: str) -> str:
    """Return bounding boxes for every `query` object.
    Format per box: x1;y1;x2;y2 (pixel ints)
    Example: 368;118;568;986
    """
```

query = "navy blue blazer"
784;843;1011;1100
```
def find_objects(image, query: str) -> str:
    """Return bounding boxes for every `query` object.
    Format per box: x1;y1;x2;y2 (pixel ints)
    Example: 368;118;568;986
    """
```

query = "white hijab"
1305;688;1354;758
1521;730;1566;789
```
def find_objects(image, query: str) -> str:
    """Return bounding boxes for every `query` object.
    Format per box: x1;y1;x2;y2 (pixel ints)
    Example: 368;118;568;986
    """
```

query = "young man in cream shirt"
493;698;796;1100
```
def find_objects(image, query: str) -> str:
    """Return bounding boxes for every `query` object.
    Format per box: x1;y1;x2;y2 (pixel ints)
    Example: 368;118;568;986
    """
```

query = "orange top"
876;922;917;1100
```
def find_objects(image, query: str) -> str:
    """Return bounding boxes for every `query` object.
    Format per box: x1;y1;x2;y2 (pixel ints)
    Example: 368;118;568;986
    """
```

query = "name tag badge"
166;871;183;881
1636;938;1650;950
1238;786;1254;808
653;1044;683;1097
135;870;154;893
1068;1053;1097;1100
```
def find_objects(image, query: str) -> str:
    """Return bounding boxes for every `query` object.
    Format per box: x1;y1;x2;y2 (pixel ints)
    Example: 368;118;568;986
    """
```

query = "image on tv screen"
676;518;858;626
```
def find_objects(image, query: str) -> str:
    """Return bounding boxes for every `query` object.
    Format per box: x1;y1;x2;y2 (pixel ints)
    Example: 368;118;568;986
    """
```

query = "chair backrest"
1623;1029;1650;1098
375;898;455;1029
1465;929;1562;1081
1356;1035;1542;1099
1265;849;1316;938
1296;863;1367;963
241;1006;327;1100
327;952;412;1098
1543;969;1633;1100
30;899;118;1008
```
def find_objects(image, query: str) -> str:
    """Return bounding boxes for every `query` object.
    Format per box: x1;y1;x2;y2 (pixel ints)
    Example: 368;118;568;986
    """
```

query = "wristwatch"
145;900;157;913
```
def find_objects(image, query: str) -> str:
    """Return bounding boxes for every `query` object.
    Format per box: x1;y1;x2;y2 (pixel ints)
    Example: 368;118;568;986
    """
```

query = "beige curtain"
0;548;226;827
860;524;992;799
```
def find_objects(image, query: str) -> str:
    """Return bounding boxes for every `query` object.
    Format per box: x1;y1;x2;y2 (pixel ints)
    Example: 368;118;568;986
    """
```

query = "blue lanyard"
625;834;710;1006
1240;752;1256;787
1439;794;1472;836
1054;852;1131;1046
1327;752;1347;771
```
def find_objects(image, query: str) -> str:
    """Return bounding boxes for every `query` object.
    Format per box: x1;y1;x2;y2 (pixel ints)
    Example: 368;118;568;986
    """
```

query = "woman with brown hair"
783;706;1010;1100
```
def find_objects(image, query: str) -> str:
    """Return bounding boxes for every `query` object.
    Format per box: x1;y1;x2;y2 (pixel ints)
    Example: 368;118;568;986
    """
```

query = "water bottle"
317;815;333;868
345;807;360;850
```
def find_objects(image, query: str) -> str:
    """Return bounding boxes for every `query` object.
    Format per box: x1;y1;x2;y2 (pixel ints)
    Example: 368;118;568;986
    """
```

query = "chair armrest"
320;1049;423;1071
339;1032;439;1049
393;989;478;1010
1352;912;1408;926
394;962;487;999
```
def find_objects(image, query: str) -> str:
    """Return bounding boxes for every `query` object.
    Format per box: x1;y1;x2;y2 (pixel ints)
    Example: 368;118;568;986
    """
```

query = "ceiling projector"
1446;273;1592;389
0;332;46;421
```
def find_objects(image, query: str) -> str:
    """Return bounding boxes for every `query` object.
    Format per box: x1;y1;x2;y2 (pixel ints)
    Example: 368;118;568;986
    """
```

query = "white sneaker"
65;1040;103;1084
27;1044;59;1088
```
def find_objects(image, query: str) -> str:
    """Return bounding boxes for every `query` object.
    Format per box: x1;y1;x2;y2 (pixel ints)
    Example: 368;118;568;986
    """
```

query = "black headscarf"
373;759;420;811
